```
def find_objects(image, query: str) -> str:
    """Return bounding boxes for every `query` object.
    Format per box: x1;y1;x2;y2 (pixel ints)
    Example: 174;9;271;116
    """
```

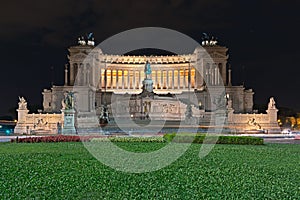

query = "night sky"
0;0;299;116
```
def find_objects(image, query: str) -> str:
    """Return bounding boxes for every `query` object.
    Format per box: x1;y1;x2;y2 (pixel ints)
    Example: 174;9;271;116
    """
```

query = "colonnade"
67;62;225;91
100;67;196;90
69;63;97;87
205;63;223;86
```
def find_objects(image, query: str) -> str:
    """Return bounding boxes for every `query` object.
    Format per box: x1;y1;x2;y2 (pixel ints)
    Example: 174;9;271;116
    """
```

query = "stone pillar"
92;64;96;87
172;70;175;89
127;70;130;89
198;60;204;89
166;70;169;89
104;68;107;90
116;69;119;89
87;66;90;86
205;64;209;86
214;65;218;85
121;70;124;89
99;67;102;89
266;107;280;132
139;70;141;89
133;70;136;89
160;70;163;89
155;70;158;89
188;64;191;89
222;62;227;85
210;66;213;85
111;69;113;89
14;108;29;134
183;68;186;89
70;63;74;86
228;65;232;86
178;69;180;89
14;97;30;134
64;64;68;86
83;65;87;86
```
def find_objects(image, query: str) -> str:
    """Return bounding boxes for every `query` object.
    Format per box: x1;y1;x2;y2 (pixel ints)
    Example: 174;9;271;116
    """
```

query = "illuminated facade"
42;37;254;115
12;35;281;134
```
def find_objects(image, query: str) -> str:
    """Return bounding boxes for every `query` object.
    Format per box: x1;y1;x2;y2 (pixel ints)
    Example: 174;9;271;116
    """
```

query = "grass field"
0;142;299;199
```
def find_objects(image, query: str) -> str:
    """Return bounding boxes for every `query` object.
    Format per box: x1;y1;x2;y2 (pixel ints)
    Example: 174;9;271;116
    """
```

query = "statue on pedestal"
63;92;75;110
142;61;153;93
268;97;276;109
61;92;76;135
145;61;152;78
18;97;27;110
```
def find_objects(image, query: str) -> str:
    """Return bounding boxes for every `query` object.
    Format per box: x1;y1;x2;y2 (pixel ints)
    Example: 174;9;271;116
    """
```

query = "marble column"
127;70;130;89
160;70;163;89
91;65;95;87
70;63;74;85
155;70;158;89
64;64;68;86
116;69;119;89
138;70;141;89
99;67;102;89
133;70;136;89
87;66;90;86
111;69;113;89
215;66;219;85
228;67;232;86
122;70;125;89
166;70;169;89
222;62;227;85
177;69;180;89
83;65;86;86
183;68;186;89
172;70;175;89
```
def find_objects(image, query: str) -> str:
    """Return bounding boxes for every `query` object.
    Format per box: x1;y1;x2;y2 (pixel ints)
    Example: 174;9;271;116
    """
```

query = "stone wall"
227;98;280;132
14;97;63;134
14;113;63;134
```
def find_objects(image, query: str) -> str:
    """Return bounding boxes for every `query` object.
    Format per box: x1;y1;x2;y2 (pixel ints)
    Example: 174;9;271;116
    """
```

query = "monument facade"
14;34;280;134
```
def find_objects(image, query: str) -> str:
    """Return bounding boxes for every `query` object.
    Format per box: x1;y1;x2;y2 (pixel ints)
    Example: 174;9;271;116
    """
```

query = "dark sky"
0;0;300;116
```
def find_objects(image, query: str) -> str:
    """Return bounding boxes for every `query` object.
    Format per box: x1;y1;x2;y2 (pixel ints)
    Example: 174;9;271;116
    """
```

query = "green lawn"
0;142;299;199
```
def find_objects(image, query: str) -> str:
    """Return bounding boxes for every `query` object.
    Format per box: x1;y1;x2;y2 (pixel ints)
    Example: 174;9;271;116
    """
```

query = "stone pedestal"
62;109;76;134
14;109;29;134
143;79;153;93
266;108;280;132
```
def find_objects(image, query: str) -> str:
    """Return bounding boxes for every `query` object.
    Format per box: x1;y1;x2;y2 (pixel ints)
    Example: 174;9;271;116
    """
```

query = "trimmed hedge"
163;133;264;145
91;136;165;143
10;135;104;143
11;134;263;145
11;135;165;143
